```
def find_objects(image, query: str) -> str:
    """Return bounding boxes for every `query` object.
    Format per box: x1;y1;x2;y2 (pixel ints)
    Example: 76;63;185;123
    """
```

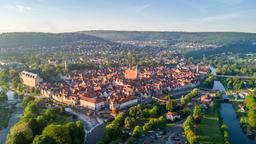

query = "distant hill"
81;31;256;56
0;32;105;48
0;31;255;56
81;30;256;45
0;32;141;55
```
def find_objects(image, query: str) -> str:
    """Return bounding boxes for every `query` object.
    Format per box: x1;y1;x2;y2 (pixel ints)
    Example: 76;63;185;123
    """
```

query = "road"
139;120;185;144
215;75;256;79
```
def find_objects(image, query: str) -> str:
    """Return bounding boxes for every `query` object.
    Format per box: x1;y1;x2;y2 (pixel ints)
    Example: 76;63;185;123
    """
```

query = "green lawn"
197;113;224;144
197;101;224;144
0;108;11;130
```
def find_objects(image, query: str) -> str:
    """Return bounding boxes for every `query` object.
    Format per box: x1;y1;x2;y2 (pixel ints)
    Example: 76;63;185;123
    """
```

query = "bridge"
215;75;256;79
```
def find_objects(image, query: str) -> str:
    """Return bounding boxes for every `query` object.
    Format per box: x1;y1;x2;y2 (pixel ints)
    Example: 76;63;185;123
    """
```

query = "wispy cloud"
197;8;256;23
180;0;207;14
5;4;32;12
36;0;45;2
132;4;150;13
214;0;244;5
200;13;239;22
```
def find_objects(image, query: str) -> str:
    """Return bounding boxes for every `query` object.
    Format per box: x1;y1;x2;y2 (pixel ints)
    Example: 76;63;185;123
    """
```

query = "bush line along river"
211;66;256;144
0;90;23;144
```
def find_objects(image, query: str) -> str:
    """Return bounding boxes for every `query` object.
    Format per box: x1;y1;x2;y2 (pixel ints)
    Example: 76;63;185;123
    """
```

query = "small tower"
203;54;206;63
196;64;199;73
64;61;68;73
127;51;134;67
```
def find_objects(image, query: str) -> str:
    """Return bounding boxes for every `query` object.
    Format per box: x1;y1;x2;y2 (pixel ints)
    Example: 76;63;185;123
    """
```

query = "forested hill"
0;32;107;48
1;31;256;48
0;31;255;56
81;31;256;45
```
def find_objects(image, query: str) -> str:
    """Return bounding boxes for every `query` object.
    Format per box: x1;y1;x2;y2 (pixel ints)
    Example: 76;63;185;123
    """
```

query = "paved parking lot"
136;120;186;144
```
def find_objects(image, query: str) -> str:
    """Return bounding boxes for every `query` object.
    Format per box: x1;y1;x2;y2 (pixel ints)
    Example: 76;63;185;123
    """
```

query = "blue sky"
0;0;255;32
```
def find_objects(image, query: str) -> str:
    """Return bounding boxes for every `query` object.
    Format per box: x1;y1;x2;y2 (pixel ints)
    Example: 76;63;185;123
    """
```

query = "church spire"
64;61;68;73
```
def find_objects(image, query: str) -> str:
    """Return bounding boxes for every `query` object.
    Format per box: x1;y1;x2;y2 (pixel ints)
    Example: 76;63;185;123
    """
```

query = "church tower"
64;61;69;74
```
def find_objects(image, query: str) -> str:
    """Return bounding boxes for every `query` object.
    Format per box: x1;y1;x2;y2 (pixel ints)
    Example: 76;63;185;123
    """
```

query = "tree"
41;124;72;144
132;126;143;138
105;112;125;141
0;71;8;84
7;122;34;144
33;135;55;144
124;117;135;129
165;95;174;100
143;122;151;132
183;115;194;129
248;110;256;127
166;99;178;111
27;118;43;136
22;96;35;108
193;105;202;121
149;106;158;118
191;88;199;97
201;74;214;89
180;97;188;106
65;122;85;144
23;99;45;118
158;116;166;127
75;121;85;143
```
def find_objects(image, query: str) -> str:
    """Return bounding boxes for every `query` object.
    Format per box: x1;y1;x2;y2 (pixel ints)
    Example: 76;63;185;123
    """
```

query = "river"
64;107;106;144
213;81;256;144
210;66;256;144
220;103;255;144
0;90;23;144
213;80;256;144
86;122;107;144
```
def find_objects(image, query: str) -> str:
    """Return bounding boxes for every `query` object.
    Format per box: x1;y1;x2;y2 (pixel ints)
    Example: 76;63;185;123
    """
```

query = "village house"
109;94;138;110
201;94;212;103
166;112;180;121
20;71;43;87
80;96;105;110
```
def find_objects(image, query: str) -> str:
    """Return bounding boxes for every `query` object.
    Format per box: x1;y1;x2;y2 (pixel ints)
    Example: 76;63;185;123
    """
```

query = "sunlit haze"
0;0;256;33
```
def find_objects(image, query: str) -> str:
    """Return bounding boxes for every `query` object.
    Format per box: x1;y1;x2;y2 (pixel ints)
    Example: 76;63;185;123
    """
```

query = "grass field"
197;100;224;144
197;113;224;144
0;108;11;130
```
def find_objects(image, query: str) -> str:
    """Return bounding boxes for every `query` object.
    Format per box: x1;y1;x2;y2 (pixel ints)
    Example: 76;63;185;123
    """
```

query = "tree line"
7;97;85;144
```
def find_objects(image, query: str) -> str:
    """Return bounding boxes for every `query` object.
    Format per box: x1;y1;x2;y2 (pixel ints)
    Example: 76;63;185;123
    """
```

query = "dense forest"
82;31;256;45
0;31;256;56
0;32;105;48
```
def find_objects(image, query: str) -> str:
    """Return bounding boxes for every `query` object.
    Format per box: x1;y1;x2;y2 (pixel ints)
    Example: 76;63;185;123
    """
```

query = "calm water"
87;122;107;144
220;103;256;144
214;80;256;144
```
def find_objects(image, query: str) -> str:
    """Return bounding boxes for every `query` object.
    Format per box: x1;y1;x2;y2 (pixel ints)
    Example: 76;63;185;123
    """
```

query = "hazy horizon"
0;0;256;33
1;29;256;34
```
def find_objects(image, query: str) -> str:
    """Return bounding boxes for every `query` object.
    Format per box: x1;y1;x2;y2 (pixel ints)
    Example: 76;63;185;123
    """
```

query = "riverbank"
197;99;224;144
0;89;23;144
216;80;256;144
87;122;107;144
230;97;256;137
0;103;23;144
0;108;11;130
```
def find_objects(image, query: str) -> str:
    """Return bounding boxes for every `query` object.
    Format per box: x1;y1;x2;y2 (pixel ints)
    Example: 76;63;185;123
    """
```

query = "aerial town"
21;63;207;112
1;1;256;143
